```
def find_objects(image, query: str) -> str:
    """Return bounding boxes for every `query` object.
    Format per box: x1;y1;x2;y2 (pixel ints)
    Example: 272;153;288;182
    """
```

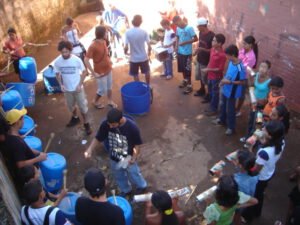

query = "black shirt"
289;185;300;206
75;197;125;225
197;30;215;65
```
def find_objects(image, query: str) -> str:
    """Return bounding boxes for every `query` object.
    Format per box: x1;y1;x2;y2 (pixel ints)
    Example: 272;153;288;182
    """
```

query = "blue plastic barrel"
6;83;35;107
1;90;24;111
19;115;36;136
58;192;81;225
40;153;67;192
19;57;37;83
24;136;42;152
107;196;133;225
121;81;151;115
43;65;62;93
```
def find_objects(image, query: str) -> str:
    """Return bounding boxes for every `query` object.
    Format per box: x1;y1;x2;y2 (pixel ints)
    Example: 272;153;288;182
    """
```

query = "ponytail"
265;121;285;155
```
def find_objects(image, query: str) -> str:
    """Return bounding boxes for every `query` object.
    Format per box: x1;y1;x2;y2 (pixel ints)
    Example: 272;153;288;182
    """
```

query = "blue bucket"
19;115;36;136
107;196;133;225
43;65;62;93
1;90;24;111
6;83;35;107
58;192;81;225
40;153;67;192
19;57;37;83
121;81;151;115
24;136;42;152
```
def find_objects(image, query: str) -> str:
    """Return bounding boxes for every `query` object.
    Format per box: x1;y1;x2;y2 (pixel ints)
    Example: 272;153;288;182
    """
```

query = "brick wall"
196;0;300;112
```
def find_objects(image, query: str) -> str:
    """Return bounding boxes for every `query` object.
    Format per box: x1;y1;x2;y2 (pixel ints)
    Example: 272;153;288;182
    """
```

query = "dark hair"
160;19;170;26
95;25;106;39
132;15;142;27
7;27;16;34
18;165;36;185
264;120;285;155
274;104;290;133
215;33;226;45
261;60;271;69
23;180;43;205
237;150;256;176
151;190;179;225
269;76;284;88
225;44;239;58
215;175;239;208
57;40;73;51
107;109;123;123
66;17;74;26
172;15;181;24
244;35;258;67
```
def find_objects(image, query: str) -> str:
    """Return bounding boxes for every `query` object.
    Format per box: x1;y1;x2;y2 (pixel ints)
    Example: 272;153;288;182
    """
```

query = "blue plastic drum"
121;81;151;115
107;196;133;225
19;57;37;83
6;83;35;107
1;90;24;111
19;115;36;136
40;153;67;192
24;136;42;152
58;192;81;225
43;65;62;93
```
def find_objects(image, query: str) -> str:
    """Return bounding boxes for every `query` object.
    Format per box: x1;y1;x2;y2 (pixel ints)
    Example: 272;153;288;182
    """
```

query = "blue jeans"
219;94;236;130
163;53;173;76
110;159;147;193
208;79;220;112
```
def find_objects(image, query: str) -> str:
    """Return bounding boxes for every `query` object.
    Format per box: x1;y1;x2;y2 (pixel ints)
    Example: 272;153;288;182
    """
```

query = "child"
269;104;290;134
213;45;246;135
203;175;258;225
145;190;185;225
160;19;176;80
201;33;227;116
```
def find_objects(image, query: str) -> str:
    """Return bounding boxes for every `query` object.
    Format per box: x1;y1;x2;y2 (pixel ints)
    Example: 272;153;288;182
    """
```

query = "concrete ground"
15;12;300;225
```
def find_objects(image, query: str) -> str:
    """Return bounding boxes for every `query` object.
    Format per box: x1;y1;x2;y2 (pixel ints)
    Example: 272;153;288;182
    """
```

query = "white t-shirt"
65;29;82;55
125;27;150;62
54;55;85;92
256;141;285;180
163;29;176;53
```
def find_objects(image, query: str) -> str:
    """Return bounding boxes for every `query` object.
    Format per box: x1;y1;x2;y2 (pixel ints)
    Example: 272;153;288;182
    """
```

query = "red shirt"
207;48;226;80
3;37;26;60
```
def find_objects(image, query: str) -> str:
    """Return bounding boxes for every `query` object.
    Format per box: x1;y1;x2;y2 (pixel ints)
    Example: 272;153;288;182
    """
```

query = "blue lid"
107;196;132;215
24;136;42;151
19;115;34;133
1;90;24;111
43;66;55;78
58;192;80;215
41;153;66;169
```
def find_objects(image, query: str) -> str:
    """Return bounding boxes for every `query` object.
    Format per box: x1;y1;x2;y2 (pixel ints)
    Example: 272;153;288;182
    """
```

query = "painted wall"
196;0;300;112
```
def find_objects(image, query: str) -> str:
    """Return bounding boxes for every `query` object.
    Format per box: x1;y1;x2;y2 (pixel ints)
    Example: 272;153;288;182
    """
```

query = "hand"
61;85;66;92
146;200;152;208
76;85;82;92
38;152;47;161
201;68;208;73
84;148;92;158
59;189;68;198
178;42;185;46
129;156;137;164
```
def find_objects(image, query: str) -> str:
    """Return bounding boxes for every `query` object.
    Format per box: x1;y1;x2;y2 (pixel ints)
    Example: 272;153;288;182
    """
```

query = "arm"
84;138;102;158
124;43;129;55
178;35;198;47
74;22;82;35
147;42;152;57
237;196;258;208
51;189;67;207
55;72;66;92
130;145;140;164
16;153;47;168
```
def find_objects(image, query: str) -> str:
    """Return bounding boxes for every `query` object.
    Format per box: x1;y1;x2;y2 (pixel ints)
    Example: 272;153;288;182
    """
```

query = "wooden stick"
22;124;37;137
63;169;67;190
44;132;55;153
111;189;118;206
185;184;198;205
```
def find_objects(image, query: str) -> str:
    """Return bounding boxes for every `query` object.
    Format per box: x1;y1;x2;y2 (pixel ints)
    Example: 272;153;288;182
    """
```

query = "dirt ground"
8;11;300;225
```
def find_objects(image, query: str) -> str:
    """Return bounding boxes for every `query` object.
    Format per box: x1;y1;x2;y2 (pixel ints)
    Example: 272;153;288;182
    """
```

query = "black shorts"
177;54;192;73
129;60;150;76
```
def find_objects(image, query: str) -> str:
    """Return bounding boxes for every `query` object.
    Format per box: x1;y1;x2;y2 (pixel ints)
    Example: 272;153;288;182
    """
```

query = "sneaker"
66;116;80;127
194;90;205;97
178;80;187;88
240;137;247;143
236;111;242;117
183;85;193;94
225;128;234;135
212;118;223;125
166;75;172;80
84;123;92;135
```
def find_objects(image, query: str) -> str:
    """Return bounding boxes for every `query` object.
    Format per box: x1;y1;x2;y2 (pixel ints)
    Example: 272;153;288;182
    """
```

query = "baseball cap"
5;108;27;125
197;17;208;26
84;168;106;195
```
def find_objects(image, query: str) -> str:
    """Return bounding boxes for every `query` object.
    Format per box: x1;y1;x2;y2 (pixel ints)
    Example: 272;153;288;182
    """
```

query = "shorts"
96;71;113;96
177;54;192;74
195;61;207;83
64;89;88;114
129;60;150;76
239;83;248;100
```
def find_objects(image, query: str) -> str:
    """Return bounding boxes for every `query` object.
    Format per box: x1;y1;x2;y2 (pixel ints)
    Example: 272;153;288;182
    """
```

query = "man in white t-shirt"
54;40;92;135
124;15;152;84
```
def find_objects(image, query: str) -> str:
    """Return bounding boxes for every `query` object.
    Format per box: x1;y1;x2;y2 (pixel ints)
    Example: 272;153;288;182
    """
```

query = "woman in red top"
2;27;26;75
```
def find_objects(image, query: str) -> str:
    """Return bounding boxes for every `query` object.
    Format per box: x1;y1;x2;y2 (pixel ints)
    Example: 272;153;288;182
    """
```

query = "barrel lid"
58;192;80;215
41;153;66;169
107;196;132;215
19;115;34;133
43;66;55;78
24;136;42;146
1;90;23;111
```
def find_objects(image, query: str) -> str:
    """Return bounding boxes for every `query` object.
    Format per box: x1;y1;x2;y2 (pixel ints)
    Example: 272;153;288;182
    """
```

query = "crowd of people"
0;0;299;225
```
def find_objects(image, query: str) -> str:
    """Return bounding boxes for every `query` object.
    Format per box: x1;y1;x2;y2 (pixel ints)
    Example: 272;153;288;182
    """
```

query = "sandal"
93;103;105;109
107;102;118;108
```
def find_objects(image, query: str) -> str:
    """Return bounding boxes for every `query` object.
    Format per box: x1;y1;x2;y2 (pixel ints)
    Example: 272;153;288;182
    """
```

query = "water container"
1;90;24;111
6;83;35;107
43;65;62;93
19;115;36;136
58;192;81;225
19;57;37;83
24;136;42;152
121;82;151;115
107;196;133;225
40;153;67;192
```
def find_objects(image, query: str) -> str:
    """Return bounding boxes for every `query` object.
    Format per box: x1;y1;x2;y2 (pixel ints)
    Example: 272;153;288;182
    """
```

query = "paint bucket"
19;115;36;136
43;65;62;93
24;136;42;152
6;83;35;107
58;192;81;225
1;90;24;111
107;196;133;225
19;57;37;83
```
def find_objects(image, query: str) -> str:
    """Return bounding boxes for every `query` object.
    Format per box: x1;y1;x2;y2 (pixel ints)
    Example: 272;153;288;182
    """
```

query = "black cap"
84;168;105;195
107;108;123;123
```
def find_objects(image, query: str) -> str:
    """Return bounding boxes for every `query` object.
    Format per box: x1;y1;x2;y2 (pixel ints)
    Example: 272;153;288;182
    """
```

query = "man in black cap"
75;168;125;225
84;108;147;198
